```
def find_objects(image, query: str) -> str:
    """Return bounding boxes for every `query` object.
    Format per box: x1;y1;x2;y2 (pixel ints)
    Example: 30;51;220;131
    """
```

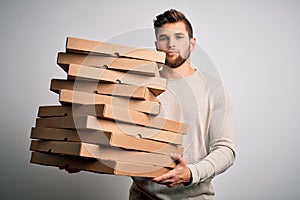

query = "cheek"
177;40;190;49
179;44;191;56
156;43;166;51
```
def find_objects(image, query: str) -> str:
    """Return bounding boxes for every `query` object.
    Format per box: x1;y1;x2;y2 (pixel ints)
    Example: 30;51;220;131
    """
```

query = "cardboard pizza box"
30;140;175;167
31;126;183;146
57;52;160;77
30;127;182;156
58;89;160;115
50;79;159;101
30;151;170;178
66;37;166;63
38;104;187;134
35;116;183;145
63;64;166;96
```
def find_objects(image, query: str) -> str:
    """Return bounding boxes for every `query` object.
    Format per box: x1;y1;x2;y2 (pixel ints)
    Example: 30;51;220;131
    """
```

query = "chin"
165;57;186;68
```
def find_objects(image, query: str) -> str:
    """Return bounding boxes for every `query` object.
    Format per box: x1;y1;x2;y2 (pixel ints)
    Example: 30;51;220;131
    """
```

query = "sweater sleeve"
187;87;236;184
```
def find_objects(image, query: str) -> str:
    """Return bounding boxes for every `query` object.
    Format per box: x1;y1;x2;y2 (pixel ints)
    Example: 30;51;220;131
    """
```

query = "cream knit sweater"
130;70;236;200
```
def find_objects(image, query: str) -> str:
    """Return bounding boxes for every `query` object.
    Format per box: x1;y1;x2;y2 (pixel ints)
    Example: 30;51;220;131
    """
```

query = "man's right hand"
58;166;81;174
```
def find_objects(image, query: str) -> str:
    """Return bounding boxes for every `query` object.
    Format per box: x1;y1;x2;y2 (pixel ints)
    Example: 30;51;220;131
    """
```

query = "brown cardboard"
35;116;183;145
32;120;182;156
29;125;182;154
57;52;160;77
50;79;159;101
30;140;175;167
30;127;181;149
59;89;160;115
64;64;166;96
31;125;182;145
38;104;187;134
30;151;170;178
66;37;166;63
31;127;92;142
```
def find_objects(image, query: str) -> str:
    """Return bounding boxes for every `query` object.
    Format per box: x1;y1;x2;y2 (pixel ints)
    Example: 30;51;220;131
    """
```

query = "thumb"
170;153;181;161
170;154;185;165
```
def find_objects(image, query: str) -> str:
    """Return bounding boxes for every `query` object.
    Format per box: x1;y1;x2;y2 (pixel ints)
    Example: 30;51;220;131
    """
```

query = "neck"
160;59;196;79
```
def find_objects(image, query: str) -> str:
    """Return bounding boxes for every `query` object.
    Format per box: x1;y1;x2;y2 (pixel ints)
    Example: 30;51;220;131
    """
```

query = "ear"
189;37;196;52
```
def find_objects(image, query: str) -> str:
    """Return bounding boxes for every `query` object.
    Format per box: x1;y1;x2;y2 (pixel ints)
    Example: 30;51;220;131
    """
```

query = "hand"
58;165;81;174
152;154;191;187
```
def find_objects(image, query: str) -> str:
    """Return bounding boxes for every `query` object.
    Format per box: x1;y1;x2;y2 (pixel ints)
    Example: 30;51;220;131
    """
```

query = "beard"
164;50;191;68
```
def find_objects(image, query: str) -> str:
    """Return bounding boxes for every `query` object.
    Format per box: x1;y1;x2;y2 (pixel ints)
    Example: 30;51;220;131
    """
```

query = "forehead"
157;21;188;36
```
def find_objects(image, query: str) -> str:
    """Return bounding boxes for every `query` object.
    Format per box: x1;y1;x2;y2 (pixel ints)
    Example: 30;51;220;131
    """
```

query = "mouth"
166;50;179;57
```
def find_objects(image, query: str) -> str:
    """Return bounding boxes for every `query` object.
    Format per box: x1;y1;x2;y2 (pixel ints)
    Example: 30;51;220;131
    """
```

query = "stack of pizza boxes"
30;37;188;178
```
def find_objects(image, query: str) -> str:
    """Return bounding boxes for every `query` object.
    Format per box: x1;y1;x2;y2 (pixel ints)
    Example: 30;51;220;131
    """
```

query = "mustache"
166;49;179;53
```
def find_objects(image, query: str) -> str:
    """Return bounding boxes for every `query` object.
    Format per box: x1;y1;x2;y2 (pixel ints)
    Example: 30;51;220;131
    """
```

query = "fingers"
67;168;81;173
172;154;187;166
152;155;189;187
152;171;179;188
168;180;180;188
152;173;179;188
170;154;186;166
58;165;81;174
152;170;174;182
170;153;181;162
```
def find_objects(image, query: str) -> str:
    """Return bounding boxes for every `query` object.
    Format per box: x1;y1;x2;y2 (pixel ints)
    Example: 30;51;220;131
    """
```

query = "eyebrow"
158;32;185;39
174;33;185;36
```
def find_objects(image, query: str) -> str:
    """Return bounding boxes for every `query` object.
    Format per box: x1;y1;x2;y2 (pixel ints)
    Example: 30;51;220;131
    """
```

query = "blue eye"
159;36;169;41
176;35;184;39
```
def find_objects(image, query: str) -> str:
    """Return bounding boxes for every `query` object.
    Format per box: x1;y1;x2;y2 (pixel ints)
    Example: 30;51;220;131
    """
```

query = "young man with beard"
129;9;236;200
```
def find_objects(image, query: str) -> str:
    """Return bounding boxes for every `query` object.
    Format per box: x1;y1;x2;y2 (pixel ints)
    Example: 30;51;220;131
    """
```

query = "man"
129;9;236;199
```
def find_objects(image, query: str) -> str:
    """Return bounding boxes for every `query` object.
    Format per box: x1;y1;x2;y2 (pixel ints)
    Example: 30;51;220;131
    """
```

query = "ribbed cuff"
186;164;200;185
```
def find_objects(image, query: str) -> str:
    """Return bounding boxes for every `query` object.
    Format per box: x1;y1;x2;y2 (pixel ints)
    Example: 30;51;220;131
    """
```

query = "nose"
168;37;175;49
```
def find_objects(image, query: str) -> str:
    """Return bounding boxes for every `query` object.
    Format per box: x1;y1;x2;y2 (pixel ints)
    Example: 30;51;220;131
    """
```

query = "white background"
0;0;299;199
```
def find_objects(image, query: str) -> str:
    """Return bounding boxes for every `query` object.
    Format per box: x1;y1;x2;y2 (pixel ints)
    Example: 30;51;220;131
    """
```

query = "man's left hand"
152;154;191;187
